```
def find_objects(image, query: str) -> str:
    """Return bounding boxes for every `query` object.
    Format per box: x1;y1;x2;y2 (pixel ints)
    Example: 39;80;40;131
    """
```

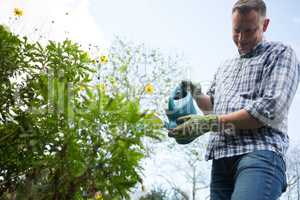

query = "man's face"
232;10;269;55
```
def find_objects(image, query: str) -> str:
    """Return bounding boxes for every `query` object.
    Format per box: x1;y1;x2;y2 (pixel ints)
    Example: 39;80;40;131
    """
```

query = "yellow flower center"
95;192;103;200
14;8;24;17
145;83;154;95
100;55;108;64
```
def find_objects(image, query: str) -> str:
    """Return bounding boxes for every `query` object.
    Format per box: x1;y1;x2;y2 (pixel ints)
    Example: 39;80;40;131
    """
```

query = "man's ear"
263;18;270;32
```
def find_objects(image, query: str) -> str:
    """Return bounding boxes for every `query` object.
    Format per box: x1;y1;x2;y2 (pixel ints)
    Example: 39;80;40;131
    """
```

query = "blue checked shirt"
205;40;300;161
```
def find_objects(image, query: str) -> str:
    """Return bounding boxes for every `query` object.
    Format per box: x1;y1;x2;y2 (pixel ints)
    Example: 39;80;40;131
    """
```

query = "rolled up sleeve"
244;46;300;129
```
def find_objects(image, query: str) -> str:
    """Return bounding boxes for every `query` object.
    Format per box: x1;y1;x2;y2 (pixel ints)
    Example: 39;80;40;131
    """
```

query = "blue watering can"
165;84;201;144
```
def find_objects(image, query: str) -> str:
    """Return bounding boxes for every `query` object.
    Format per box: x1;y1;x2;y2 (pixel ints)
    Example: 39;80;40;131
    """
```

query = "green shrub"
0;25;164;199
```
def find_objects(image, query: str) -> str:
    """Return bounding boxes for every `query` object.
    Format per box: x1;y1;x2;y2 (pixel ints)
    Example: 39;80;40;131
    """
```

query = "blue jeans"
210;150;287;200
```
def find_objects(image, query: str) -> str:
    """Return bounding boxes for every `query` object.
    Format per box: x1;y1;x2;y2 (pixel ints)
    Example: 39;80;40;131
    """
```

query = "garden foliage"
0;24;179;199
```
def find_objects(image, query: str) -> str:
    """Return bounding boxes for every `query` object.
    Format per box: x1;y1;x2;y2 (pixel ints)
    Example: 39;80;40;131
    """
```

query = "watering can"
165;84;201;144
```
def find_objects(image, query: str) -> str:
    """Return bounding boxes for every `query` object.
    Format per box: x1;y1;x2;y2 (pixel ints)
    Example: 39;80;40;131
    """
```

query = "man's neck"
239;39;265;58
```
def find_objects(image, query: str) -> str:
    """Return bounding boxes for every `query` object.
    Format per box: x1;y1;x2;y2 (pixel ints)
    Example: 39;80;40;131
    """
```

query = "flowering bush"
0;24;150;199
0;19;184;199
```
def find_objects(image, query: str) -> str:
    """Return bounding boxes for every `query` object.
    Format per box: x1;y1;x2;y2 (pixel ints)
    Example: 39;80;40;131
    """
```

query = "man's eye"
234;29;241;33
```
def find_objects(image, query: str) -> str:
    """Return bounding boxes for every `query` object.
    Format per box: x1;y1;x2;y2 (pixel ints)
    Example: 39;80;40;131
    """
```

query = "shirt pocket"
216;65;238;96
236;59;264;97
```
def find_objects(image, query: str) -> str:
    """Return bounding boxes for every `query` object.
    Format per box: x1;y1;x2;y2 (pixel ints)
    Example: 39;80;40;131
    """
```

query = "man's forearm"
219;109;263;130
195;95;263;129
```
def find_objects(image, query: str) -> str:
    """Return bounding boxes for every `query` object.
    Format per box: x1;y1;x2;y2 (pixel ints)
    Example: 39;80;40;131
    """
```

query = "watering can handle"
168;86;181;110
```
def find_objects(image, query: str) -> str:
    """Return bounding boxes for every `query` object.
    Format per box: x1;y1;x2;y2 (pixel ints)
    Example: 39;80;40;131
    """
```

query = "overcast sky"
1;0;300;198
89;0;300;80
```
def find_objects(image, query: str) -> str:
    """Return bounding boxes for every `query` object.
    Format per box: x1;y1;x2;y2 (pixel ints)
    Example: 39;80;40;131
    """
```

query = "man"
168;0;300;199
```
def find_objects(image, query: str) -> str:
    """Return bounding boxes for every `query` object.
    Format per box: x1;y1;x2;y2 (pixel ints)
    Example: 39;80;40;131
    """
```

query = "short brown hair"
232;0;267;17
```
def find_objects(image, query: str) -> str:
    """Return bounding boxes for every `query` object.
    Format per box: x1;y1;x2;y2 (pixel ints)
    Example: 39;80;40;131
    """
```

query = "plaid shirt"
205;40;300;161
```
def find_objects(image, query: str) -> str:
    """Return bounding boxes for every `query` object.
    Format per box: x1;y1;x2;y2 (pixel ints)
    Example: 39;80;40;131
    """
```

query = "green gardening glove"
168;115;219;142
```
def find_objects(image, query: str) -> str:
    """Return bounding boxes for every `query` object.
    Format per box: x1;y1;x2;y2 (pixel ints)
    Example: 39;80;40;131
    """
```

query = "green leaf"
118;64;128;73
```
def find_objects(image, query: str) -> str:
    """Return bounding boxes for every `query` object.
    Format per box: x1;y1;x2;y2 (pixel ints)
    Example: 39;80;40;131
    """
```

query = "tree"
141;137;210;200
167;140;210;200
282;144;300;200
139;187;168;200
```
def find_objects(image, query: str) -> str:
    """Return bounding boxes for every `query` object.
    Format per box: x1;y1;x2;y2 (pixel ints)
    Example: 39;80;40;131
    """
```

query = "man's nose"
238;32;246;42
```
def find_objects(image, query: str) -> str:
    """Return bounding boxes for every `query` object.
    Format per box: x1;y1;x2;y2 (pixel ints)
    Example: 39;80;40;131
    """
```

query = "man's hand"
180;80;202;99
168;115;219;140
